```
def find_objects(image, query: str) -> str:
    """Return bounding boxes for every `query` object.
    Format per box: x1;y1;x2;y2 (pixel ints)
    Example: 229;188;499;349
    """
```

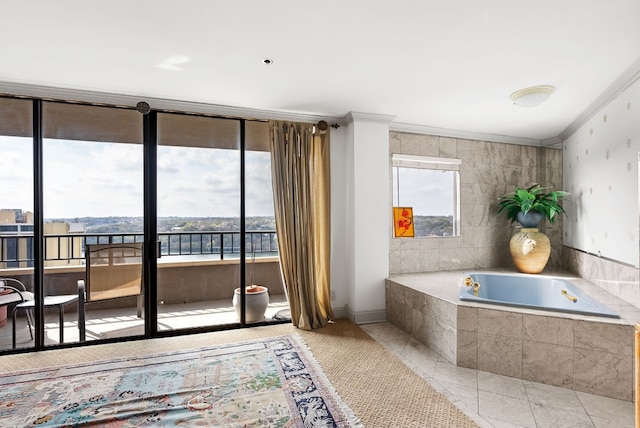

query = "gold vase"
509;228;551;274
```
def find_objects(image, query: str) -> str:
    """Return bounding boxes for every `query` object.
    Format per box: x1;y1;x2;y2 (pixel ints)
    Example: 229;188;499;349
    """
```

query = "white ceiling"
1;0;639;145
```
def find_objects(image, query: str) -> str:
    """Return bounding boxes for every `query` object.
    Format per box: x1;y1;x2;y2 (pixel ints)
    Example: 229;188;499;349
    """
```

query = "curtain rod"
317;120;340;130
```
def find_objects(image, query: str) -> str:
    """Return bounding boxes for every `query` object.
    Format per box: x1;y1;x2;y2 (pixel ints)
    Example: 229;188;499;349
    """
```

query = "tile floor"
360;321;635;428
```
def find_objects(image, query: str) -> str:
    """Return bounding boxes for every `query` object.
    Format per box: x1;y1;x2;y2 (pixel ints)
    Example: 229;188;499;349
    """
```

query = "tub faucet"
473;282;480;296
464;276;480;296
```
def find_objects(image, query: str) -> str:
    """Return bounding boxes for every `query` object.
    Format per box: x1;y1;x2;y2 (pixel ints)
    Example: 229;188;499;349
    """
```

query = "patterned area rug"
0;334;362;427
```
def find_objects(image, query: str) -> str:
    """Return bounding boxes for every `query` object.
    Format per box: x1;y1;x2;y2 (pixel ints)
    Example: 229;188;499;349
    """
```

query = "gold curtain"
269;120;334;330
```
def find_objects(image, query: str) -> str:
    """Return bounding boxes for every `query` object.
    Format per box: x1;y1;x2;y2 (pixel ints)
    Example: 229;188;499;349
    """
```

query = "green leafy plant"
497;183;568;224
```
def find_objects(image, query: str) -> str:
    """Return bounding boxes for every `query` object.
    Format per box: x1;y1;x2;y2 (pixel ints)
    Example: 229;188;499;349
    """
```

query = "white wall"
329;126;349;314
343;112;393;322
563;78;640;267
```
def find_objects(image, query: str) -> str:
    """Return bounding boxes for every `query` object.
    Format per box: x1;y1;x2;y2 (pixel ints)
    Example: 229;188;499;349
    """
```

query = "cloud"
394;168;454;216
2;137;274;219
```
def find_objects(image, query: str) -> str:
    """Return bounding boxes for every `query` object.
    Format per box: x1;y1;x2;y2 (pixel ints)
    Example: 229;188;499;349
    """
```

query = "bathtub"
458;272;620;318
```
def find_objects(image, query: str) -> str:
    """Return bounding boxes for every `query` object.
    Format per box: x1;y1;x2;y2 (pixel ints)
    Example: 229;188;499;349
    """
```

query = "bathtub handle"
561;289;577;303
464;277;480;296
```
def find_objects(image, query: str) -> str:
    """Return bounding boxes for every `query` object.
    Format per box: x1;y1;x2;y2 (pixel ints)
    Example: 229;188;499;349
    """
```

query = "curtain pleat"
269;120;333;330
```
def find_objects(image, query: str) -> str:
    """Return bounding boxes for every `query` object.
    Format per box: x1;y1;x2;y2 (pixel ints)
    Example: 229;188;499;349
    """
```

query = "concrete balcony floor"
1;293;289;350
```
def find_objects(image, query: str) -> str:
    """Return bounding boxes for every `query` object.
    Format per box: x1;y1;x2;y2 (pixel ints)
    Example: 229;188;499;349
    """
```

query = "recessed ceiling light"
262;58;274;65
510;85;555;107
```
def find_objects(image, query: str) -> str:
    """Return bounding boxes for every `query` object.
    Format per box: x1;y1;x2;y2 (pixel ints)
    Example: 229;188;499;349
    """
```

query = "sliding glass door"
155;113;242;330
155;114;282;331
0;97;35;351
41;102;144;345
0;95;284;353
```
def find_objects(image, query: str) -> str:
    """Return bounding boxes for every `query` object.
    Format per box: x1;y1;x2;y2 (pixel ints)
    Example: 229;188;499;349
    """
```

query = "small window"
392;154;461;238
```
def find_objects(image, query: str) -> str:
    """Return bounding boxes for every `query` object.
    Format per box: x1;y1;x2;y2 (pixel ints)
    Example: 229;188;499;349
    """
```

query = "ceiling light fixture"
510;85;555;108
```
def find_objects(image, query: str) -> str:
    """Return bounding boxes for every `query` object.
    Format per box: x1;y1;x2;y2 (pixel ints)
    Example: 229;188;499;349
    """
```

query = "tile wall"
456;306;633;401
563;247;640;308
386;274;635;401
389;132;564;275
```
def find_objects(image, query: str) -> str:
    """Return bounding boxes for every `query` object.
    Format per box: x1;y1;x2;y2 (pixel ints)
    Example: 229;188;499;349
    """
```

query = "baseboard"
331;305;349;320
345;307;386;324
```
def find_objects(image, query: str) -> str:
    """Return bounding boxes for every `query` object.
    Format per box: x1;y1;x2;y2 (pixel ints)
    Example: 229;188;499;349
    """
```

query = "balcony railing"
0;231;278;265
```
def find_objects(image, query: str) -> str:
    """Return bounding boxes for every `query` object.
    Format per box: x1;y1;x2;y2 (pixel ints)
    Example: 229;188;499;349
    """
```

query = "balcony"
0;231;288;350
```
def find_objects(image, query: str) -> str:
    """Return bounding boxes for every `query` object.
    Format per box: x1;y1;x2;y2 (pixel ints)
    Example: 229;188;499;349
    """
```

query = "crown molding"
540;136;563;149
5;69;638;148
559;56;640;142
344;111;396;125
0;81;344;126
389;121;545;147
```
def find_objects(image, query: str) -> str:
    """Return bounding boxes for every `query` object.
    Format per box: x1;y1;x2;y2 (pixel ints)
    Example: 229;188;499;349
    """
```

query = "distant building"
0;209;85;268
0;222;35;268
0;209;33;224
43;222;86;268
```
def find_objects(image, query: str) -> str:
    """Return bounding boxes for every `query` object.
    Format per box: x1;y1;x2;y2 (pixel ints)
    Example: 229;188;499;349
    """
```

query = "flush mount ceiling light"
510;85;555;107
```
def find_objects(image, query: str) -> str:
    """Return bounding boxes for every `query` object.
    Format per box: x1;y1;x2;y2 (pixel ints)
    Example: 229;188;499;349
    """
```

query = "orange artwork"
393;207;414;237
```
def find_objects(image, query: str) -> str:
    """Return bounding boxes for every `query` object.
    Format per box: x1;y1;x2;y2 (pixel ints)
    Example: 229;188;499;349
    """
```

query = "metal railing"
0;231;278;265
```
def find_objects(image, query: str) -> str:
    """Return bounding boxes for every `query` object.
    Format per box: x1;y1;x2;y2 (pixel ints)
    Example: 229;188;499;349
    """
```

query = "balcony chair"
0;278;34;340
77;242;143;341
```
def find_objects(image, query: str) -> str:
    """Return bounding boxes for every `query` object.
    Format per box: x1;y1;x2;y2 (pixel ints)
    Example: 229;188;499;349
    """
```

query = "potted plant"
497;184;568;274
497;183;568;227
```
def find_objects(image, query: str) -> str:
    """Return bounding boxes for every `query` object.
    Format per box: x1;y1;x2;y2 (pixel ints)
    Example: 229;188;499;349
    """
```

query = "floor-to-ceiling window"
155;114;283;331
41;101;144;345
156;112;242;330
0;97;34;351
0;96;284;353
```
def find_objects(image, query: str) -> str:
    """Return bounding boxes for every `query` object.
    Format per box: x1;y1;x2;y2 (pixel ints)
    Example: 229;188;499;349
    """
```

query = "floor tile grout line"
360;322;633;428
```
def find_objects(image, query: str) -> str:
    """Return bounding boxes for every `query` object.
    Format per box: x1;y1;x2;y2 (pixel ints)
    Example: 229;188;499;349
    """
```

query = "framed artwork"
393;207;414;238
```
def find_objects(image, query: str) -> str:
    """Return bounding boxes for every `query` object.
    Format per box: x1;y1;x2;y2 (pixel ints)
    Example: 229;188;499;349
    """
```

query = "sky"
392;167;455;216
1;135;454;219
0;136;274;219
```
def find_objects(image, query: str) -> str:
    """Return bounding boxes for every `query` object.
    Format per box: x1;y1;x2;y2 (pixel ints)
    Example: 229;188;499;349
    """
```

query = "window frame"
391;154;461;238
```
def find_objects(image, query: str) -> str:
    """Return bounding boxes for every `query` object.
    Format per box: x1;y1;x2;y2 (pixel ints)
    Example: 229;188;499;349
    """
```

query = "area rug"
0;334;362;427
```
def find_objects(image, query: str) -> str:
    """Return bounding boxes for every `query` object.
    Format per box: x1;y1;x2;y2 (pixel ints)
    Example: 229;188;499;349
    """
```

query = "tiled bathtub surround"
563;246;640;309
386;270;640;401
388;132;564;275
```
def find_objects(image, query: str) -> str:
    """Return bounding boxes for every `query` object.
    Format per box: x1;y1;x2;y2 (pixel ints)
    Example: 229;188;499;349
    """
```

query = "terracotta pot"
232;285;269;323
509;228;551;274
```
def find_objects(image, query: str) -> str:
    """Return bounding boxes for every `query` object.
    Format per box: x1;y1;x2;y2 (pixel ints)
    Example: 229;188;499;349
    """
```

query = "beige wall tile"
477;333;522;378
457;330;477;369
457;306;478;332
522;341;574;388
477;308;522;339
389;131;563;275
574;348;633;401
574;320;632;355
522;314;573;346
